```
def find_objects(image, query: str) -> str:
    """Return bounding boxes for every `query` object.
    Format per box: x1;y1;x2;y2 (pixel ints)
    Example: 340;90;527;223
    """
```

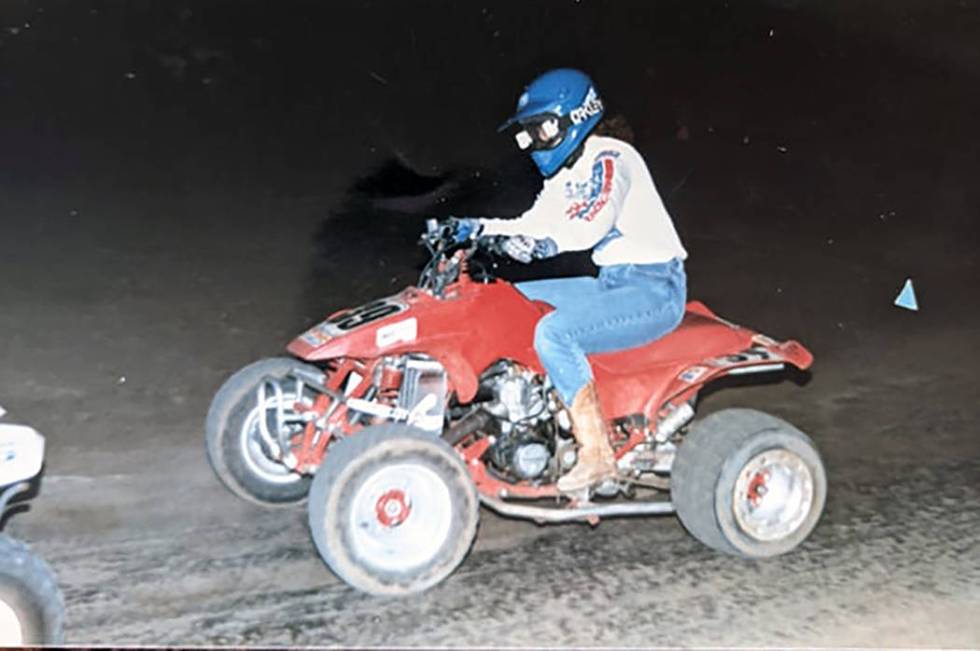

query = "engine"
478;362;557;480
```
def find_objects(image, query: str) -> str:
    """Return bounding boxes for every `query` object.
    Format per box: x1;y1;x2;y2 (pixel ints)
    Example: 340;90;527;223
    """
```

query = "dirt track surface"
2;0;979;646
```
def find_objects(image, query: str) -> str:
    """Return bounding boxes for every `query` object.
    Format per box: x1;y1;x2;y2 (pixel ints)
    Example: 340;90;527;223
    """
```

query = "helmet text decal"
569;86;604;125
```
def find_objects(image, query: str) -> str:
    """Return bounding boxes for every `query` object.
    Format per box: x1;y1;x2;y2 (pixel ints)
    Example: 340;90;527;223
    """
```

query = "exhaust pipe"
480;495;674;523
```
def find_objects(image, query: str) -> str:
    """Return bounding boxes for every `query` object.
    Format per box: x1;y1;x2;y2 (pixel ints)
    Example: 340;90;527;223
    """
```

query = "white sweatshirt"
481;135;688;266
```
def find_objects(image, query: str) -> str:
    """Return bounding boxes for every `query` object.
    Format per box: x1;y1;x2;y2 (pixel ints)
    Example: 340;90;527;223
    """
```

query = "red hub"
375;489;411;527
746;470;770;507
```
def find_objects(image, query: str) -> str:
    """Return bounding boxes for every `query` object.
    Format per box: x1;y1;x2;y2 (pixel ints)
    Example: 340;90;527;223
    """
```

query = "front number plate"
301;296;408;345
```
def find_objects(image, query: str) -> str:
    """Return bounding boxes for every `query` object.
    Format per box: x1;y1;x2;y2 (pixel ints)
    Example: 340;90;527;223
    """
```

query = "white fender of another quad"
0;424;45;486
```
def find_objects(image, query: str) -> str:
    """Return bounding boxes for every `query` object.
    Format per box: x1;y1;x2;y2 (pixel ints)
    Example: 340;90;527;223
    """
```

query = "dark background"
1;0;978;645
3;1;978;326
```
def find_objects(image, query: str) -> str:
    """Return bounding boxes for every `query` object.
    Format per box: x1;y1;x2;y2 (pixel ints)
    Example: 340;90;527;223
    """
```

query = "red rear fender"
592;303;814;420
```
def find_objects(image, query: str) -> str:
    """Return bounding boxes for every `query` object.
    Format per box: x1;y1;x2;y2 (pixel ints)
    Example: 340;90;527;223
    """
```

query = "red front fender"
287;280;548;401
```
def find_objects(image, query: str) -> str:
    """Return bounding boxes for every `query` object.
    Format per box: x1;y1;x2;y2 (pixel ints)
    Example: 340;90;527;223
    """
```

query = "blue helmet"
499;68;605;177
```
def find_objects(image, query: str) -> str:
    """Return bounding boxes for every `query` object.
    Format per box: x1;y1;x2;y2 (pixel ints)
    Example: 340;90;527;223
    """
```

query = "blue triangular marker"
894;278;918;311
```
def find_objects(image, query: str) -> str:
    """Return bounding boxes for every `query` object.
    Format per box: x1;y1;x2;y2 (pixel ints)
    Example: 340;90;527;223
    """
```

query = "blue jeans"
516;259;687;405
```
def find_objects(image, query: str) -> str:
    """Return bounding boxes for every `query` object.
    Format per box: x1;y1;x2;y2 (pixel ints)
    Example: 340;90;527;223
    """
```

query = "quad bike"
206;220;826;596
0;408;65;644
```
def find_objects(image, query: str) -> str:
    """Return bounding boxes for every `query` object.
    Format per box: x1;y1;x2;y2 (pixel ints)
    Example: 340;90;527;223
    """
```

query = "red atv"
206;220;826;595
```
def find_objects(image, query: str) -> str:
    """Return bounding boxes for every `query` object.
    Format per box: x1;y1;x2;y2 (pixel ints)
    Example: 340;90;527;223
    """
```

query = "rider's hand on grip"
444;217;483;244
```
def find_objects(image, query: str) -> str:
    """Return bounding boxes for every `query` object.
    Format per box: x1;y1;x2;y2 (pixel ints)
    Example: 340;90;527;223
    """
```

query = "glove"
502;235;558;264
445;217;483;244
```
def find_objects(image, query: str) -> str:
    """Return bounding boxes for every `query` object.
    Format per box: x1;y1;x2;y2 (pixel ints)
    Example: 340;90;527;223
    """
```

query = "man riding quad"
453;68;688;493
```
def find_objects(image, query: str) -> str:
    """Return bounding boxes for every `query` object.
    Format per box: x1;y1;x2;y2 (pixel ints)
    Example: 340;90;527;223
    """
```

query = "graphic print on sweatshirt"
564;150;620;222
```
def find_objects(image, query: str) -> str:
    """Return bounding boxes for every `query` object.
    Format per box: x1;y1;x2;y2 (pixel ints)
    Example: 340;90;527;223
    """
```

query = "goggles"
513;114;572;151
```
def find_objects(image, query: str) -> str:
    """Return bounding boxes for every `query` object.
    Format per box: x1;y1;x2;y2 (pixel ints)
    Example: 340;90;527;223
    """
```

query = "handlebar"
418;219;504;295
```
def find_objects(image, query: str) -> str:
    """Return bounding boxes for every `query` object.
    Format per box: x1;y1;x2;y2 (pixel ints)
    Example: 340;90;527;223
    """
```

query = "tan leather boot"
557;382;618;493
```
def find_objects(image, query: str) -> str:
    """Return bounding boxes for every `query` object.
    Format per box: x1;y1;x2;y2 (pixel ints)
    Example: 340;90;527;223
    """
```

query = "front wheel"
0;535;64;645
308;424;479;596
205;357;322;507
671;408;827;558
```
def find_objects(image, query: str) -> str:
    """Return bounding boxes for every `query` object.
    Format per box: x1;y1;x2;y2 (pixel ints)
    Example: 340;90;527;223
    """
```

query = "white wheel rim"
239;391;309;484
348;463;453;573
733;448;815;542
0;597;24;645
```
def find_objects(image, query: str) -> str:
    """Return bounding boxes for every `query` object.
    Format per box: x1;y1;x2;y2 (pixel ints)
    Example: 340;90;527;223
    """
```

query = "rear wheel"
0;535;64;645
206;357;322;506
671;408;826;558
308;424;479;596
